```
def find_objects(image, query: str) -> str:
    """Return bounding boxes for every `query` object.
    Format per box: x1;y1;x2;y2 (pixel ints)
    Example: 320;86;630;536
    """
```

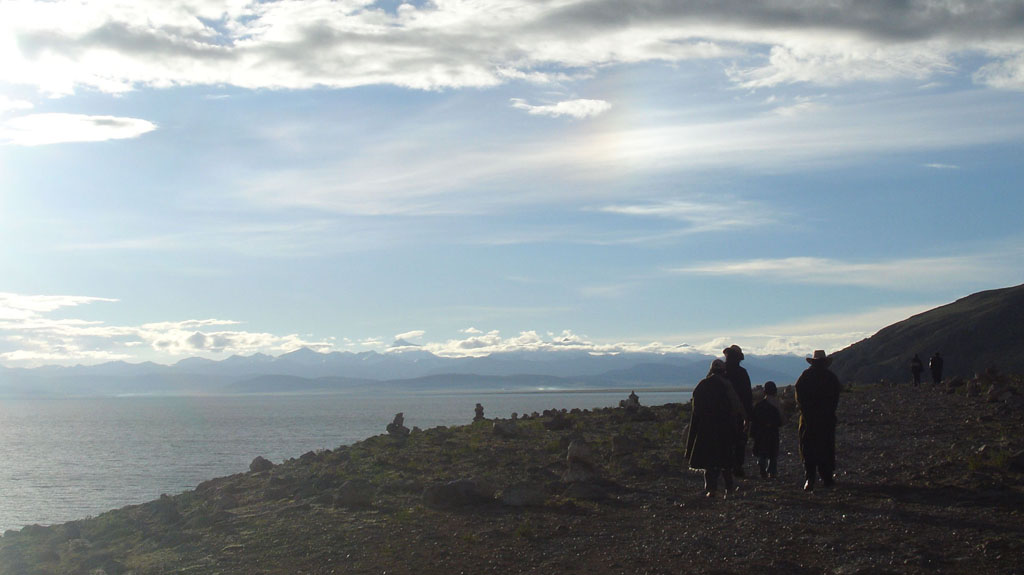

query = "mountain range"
3;283;1020;397
0;347;807;398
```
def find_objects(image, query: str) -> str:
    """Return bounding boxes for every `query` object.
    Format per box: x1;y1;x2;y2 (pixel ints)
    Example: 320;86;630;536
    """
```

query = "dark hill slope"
831;283;1024;383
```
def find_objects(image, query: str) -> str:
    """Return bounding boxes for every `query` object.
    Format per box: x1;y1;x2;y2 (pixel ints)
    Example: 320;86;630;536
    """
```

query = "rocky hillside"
1;375;1023;575
830;283;1024;384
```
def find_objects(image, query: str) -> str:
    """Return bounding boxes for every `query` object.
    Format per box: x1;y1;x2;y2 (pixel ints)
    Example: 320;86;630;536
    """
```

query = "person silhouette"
910;354;923;386
685;359;745;498
722;345;753;477
794;350;842;491
929;352;944;385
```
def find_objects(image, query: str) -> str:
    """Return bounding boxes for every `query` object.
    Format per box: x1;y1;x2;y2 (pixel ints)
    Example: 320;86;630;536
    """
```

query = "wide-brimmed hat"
723;344;744;360
806;349;831;366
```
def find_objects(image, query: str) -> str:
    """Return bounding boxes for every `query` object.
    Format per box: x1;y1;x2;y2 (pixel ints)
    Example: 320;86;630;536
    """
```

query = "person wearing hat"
751;381;783;479
722;344;753;477
685;359;745;498
794;350;842;491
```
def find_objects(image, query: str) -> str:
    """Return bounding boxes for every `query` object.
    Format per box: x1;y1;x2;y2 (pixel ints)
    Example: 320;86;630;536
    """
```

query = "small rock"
564;439;599;482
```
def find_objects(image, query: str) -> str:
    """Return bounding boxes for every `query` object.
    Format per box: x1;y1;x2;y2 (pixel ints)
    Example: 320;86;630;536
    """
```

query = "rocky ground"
2;378;1023;575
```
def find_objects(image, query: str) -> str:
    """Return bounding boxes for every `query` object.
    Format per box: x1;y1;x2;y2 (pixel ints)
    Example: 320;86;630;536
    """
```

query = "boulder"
335;479;375;508
249;456;274;473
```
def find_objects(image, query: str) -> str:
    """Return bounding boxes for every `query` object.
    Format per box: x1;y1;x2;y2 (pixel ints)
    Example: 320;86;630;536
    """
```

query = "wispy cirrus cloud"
0;113;156;146
667;251;1024;290
595;198;777;233
510;98;612;119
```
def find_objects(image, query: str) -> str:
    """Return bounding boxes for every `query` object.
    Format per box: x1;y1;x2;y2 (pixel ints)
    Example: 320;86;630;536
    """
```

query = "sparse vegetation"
1;384;1022;574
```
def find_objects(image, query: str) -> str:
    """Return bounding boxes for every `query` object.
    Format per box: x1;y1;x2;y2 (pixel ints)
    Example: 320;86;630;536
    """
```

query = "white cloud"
0;113;156;146
0;96;33;115
974;53;1024;91
924;162;960;169
667;252;1021;290
510;98;612;119
0;292;336;366
412;329;691;358
393;330;425;341
686;302;940;357
3;0;1024;97
595;198;776;232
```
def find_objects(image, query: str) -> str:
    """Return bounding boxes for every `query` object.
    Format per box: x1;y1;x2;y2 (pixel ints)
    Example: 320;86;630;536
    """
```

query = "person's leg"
804;460;816;490
723;467;736;493
757;455;769;478
703;469;719;495
767;455;778;478
819;462;835;487
734;430;747;477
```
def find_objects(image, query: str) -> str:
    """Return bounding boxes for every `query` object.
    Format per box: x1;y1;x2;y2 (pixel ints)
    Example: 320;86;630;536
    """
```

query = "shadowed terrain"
2;376;1022;574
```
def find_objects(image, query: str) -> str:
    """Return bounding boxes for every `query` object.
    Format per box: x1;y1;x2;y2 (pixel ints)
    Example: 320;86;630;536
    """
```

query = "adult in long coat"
794;350;842;491
723;345;753;477
685;359;745;497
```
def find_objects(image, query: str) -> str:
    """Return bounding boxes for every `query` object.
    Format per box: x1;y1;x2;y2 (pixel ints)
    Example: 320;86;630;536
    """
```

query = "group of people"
910;352;944;386
684;345;842;497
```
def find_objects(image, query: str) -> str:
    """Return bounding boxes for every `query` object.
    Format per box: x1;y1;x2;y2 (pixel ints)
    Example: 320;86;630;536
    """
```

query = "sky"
1;0;1023;367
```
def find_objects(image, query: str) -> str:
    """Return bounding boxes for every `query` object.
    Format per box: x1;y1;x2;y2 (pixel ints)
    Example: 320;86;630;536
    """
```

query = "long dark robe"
685;375;744;470
724;362;753;419
794;364;841;468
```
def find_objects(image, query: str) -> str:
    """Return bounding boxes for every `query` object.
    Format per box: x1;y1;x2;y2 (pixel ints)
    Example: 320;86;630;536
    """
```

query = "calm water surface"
0;390;688;532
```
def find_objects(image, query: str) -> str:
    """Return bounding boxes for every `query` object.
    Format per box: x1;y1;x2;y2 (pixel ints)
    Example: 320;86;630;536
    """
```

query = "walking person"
685;359;745;498
910;354;923;386
751;381;783;479
794;350;842;491
722;345;753;477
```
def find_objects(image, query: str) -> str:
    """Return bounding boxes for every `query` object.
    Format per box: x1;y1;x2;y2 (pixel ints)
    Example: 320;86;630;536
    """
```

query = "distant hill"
830;283;1024;383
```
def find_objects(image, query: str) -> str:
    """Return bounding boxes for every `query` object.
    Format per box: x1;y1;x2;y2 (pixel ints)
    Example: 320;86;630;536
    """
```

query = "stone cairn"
386;412;410;438
619;390;640;412
474;403;485;422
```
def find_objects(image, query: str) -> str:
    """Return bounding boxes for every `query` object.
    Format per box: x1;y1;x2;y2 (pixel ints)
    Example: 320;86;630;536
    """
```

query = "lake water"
0;390;689;532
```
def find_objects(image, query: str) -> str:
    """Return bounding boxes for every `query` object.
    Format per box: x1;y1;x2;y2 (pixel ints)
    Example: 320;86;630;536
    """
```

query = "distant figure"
794;350;842;491
474;403;485;422
910;354;923;386
751;381;783;479
685;359;745;498
723;345;753;478
929;352;944;385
